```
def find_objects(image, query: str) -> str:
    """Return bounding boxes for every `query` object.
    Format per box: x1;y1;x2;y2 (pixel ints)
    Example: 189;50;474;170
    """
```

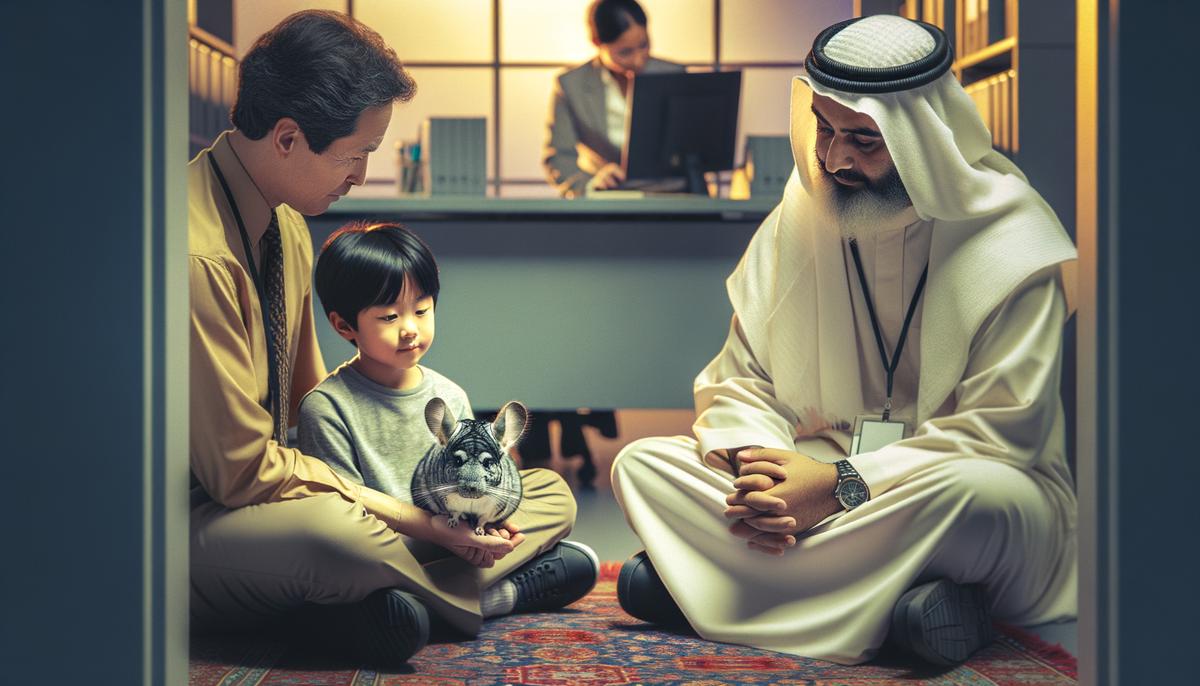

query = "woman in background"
542;0;684;197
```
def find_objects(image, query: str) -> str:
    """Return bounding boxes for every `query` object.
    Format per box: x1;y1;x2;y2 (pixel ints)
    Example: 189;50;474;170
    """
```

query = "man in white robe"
611;15;1077;666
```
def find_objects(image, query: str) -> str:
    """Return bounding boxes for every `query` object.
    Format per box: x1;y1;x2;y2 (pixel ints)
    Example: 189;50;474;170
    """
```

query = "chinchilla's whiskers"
483;484;522;494
485;490;522;508
421;483;465;495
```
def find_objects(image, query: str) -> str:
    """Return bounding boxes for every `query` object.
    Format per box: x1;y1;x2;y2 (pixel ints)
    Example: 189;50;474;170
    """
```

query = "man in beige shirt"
189;11;592;667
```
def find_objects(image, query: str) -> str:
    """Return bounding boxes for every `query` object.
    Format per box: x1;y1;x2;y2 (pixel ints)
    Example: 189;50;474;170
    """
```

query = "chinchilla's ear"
492;400;529;452
425;397;457;446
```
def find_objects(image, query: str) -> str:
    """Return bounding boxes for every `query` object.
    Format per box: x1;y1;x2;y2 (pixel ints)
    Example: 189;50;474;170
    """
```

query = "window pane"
499;67;561;181
359;67;495;189
500;0;593;63
639;0;714;64
720;0;852;64
731;66;797;199
234;0;348;58
738;67;798;157
500;0;715;65
354;0;493;63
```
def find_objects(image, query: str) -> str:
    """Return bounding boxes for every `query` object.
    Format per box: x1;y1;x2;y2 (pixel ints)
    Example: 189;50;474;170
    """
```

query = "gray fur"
412;397;528;535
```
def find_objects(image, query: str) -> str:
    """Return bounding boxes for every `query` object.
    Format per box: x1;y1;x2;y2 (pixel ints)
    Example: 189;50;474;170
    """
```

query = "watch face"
837;478;869;509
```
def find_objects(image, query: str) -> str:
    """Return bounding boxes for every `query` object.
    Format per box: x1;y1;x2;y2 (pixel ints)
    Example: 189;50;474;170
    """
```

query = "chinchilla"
411;397;527;535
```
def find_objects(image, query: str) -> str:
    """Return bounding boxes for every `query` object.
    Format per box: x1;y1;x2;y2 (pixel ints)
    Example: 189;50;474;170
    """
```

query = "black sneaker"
298;588;430;667
890;579;995;666
509;540;599;613
617;551;689;628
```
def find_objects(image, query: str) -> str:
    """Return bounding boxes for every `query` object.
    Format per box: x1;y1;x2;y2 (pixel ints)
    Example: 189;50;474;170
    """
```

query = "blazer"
542;57;685;197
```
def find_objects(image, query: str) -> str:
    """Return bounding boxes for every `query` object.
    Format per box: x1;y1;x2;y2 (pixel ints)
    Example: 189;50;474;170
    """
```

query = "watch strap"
835;459;861;481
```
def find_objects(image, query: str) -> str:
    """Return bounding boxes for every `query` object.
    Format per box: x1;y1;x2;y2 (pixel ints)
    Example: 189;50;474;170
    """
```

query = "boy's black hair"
588;0;648;45
314;223;440;342
231;10;416;154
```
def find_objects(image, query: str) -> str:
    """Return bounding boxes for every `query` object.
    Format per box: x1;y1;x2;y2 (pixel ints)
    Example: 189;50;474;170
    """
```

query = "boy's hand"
454;545;494;567
430;516;517;568
486;520;526;548
464;521;528;567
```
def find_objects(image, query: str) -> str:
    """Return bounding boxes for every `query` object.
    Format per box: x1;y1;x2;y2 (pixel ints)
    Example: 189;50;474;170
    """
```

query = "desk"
326;196;778;220
308;196;776;410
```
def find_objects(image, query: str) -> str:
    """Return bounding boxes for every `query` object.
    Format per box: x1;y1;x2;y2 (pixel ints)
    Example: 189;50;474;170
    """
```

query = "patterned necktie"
260;212;292;447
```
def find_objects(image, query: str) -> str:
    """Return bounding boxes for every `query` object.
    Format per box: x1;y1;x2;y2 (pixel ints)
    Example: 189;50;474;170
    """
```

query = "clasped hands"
721;448;842;556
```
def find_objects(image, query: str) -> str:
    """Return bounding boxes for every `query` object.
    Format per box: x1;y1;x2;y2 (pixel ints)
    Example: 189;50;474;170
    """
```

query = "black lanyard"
848;239;928;421
208;154;283;433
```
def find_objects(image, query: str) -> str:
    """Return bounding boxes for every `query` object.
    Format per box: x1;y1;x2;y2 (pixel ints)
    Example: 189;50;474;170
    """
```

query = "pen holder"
395;140;424;196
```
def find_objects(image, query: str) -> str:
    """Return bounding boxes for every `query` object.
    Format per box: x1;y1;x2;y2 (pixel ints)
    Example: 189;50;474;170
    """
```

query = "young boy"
299;221;598;625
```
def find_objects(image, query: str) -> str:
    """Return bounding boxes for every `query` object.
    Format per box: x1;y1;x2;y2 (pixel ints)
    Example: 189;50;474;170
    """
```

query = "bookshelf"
953;1;1018;157
188;26;237;158
864;0;1076;238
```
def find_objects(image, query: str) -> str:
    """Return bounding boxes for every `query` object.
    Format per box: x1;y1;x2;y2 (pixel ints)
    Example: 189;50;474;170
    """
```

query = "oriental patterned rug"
190;563;1077;685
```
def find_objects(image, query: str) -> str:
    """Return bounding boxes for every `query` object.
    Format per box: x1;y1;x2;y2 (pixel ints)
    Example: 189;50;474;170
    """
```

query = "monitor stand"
684;153;708;196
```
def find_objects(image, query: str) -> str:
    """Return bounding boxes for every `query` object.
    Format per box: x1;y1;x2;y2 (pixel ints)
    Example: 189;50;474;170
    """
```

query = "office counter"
325;196;777;220
308;196;778;410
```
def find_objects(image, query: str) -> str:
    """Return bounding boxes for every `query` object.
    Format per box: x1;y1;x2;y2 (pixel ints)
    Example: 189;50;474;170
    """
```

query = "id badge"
850;414;907;456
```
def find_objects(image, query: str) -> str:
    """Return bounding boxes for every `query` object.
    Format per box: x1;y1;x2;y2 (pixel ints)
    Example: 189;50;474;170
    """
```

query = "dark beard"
814;154;913;240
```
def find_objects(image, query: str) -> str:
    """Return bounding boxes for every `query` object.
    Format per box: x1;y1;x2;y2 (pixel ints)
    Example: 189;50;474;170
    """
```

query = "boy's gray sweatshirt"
297;362;472;503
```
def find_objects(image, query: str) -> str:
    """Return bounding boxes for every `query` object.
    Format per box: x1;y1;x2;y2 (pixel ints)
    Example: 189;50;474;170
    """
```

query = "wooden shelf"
954;36;1016;72
189;26;235;58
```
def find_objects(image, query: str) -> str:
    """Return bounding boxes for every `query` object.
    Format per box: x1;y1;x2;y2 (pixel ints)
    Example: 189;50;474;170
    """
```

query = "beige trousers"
611;436;1077;664
191;468;575;636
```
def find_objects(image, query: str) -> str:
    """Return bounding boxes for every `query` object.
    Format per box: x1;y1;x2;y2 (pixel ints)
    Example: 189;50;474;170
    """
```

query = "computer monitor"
622;70;742;195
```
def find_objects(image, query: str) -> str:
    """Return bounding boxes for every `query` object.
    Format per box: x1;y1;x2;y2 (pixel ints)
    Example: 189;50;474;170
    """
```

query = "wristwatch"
833;459;871;510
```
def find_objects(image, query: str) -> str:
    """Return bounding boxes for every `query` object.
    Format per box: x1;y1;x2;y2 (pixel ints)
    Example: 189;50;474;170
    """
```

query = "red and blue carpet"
190;564;1077;685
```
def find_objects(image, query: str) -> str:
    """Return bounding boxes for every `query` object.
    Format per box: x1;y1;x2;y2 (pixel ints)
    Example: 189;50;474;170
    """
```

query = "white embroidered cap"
804;15;952;93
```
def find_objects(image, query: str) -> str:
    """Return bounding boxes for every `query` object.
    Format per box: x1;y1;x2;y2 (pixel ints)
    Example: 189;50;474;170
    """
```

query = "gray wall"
306;216;758;410
0;2;189;684
1016;0;1077;238
1083;0;1200;683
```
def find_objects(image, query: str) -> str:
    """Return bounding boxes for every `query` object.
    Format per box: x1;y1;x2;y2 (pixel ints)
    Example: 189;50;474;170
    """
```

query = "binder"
965;77;993;141
421;117;487;196
744;135;791;201
963;0;980;54
997;71;1012;153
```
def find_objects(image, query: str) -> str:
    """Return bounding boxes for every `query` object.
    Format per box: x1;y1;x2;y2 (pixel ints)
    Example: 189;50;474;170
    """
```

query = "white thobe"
611;210;1077;665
